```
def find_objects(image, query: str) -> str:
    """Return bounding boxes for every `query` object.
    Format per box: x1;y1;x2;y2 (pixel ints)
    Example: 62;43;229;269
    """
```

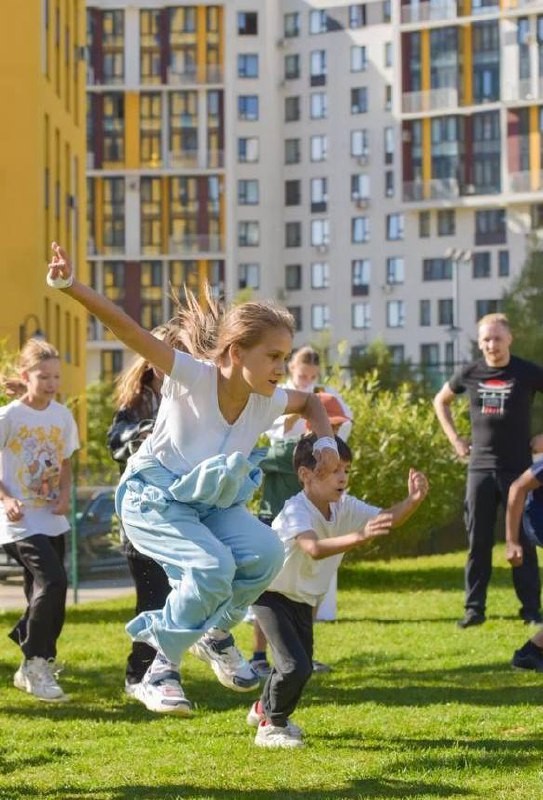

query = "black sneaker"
457;611;486;629
511;641;543;672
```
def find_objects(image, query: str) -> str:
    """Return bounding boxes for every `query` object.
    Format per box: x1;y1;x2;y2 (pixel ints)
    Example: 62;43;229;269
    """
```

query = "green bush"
80;380;117;486
341;372;469;559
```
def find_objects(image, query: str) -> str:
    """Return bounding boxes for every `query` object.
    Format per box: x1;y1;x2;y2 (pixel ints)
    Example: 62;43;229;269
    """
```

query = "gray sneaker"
190;633;259;691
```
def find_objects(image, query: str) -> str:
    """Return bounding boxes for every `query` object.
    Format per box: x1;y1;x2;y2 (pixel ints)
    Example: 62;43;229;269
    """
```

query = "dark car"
0;486;126;580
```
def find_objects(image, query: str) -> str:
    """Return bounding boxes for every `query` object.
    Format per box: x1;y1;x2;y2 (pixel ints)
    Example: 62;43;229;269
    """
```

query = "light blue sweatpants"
115;459;285;665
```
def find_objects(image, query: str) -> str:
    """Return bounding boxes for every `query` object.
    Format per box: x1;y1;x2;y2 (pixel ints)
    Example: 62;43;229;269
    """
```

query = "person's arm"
295;512;394;560
0;480;24;521
505;469;541;567
47;243;175;376
433;382;470;458
383;469;429;528
283;389;339;475
51;458;72;516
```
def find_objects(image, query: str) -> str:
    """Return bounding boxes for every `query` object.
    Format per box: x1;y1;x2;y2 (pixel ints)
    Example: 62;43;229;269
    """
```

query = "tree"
348;338;426;394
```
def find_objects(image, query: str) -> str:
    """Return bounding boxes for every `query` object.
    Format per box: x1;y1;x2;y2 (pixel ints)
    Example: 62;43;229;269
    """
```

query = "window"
286;221;302;247
284;13;300;38
140;262;164;330
310;92;328;119
387;300;405;328
352;216;370;243
389;345;405;364
384;85;392;111
238;179;259;205
423;258;452;280
386;257;404;285
351;46;368;72
349;4;367;28
385;171;394;197
498;250;510;277
285;96;301;122
311;261;330;288
351;129;369;158
286;264;302;290
475;209;506;245
476;299;501;319
420;344;439;365
237;54;259;78
311;304;330;330
238;95;259;121
284;54;300;80
310;50;327;85
103;177;125;251
351;87;368;114
310;135;327;161
352;302;371;329
103;93;124;162
140;93;162;167
420;299;431;326
437;209;456;236
383;0;391;22
101;350;123;381
140;177;161;254
384;42;393;68
311;219;330;247
437;298;453;326
419;211;430;238
311;177;328;212
386;214;404;241
287;305;302;331
285;179;301;206
238;136;259;163
384;127;395;164
472;251;491;278
285;138;301;164
237;12;257;35
238;263;260;289
309;10;327;34
238;221;259;246
352;259;370;295
351;174;370;200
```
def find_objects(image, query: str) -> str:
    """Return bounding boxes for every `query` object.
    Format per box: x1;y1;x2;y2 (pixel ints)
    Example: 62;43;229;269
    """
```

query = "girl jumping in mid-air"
46;242;339;715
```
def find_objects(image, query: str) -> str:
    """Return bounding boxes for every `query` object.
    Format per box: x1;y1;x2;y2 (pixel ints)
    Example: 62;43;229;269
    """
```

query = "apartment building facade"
86;0;543;381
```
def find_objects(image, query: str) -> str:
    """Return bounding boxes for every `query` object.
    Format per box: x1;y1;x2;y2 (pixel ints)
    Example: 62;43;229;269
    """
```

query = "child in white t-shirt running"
248;433;429;748
46;242;339;716
0;339;79;702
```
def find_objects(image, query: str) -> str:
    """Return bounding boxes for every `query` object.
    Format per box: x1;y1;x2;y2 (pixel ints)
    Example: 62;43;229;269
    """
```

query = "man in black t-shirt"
434;313;543;628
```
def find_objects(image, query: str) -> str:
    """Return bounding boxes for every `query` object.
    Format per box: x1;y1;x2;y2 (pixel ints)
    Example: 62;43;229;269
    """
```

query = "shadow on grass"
0;778;471;799
339;563;515;594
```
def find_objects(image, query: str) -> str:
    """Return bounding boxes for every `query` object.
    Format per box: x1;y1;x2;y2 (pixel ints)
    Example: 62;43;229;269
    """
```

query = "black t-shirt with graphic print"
448;356;543;472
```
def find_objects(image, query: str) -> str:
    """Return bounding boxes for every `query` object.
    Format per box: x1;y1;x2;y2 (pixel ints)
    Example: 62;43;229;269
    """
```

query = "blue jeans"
116;458;285;665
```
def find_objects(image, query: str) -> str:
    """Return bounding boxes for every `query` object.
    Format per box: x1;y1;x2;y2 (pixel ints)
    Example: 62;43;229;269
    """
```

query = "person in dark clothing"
434;313;543;629
107;324;180;702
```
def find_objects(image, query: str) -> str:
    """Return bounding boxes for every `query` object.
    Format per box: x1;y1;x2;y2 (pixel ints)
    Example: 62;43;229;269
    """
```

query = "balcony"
400;0;458;24
403;178;501;202
402;87;459;114
509;170;543;193
503;78;537;103
168;234;224;255
167;66;224;85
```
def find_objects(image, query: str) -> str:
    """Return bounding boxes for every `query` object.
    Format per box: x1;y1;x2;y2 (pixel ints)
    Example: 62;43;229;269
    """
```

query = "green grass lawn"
0;546;541;800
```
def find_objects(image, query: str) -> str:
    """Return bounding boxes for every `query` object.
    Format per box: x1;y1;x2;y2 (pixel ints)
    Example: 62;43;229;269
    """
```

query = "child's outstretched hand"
407;468;429;503
313;446;340;479
362;511;393;541
47;242;73;288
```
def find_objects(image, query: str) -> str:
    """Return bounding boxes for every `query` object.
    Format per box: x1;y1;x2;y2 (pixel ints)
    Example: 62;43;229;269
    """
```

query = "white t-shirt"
266;380;353;443
138;350;289;475
268;490;380;606
0;400;80;544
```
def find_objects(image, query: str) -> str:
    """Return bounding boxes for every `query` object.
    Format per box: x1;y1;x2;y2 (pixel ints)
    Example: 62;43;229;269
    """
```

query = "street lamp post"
445;248;471;366
19;314;44;349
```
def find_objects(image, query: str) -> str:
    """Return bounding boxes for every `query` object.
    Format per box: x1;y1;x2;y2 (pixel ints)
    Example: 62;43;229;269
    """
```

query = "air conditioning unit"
276;287;287;301
276;37;285;48
127;177;139;192
317;243;329;253
357;154;369;166
356;198;369;209
278;79;286;89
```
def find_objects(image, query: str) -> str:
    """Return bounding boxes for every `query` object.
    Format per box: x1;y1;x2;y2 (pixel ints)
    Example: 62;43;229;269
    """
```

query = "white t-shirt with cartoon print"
137;350;289;475
268;490;381;607
0;400;80;543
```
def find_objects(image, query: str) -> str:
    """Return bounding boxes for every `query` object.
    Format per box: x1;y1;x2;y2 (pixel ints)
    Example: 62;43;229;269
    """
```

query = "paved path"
0;576;134;611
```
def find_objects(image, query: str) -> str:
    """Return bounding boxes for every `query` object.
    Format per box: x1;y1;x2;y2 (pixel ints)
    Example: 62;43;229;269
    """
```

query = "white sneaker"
124;680;139;697
254;720;304;749
246;701;303;738
133;662;193;716
189;633;259;692
14;657;68;702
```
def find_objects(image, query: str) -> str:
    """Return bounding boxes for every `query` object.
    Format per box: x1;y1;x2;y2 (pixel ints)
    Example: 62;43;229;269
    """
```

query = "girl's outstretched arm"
48;243;175;375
